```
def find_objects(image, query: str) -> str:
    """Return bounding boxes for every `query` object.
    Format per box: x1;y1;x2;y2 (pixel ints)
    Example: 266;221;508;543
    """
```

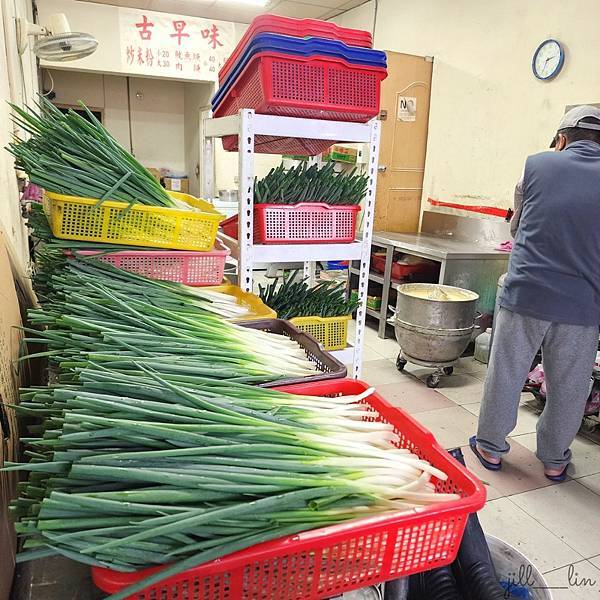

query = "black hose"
408;567;461;599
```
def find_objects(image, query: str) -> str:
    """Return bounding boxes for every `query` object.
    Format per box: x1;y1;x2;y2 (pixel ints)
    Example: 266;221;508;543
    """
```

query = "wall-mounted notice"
397;96;417;121
119;8;235;80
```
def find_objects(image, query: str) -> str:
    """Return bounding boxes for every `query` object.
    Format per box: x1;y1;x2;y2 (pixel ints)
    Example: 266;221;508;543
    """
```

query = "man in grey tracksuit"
473;106;600;480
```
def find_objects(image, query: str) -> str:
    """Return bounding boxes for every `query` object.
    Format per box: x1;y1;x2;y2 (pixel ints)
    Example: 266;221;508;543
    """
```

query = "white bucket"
487;534;553;600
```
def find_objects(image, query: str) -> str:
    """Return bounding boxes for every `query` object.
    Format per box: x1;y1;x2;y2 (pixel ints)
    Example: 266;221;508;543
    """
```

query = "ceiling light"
219;0;269;6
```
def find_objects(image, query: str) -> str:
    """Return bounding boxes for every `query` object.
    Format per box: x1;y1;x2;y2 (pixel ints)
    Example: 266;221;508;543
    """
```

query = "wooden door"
374;52;433;233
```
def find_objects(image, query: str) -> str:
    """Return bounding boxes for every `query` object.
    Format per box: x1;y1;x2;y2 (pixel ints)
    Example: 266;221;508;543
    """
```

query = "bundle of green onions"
5;367;459;600
27;203;158;299
255;162;368;206
259;271;360;319
7;97;174;207
26;258;318;383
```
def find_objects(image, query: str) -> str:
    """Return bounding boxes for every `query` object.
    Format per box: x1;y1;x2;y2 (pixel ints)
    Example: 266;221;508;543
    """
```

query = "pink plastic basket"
72;241;230;286
220;203;361;244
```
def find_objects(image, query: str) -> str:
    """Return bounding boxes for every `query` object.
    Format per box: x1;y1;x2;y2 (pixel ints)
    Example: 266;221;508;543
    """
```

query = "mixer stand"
395;351;456;388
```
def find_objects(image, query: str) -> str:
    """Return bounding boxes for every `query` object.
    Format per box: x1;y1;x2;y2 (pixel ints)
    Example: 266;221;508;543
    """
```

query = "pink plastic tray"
71;241;230;286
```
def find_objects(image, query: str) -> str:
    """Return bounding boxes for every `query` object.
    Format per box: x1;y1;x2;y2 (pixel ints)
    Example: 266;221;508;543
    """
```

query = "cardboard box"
163;177;189;194
322;145;358;164
147;168;161;182
0;230;25;600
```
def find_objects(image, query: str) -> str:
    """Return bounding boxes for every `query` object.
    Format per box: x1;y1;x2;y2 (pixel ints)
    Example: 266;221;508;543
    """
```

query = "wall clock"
532;39;565;80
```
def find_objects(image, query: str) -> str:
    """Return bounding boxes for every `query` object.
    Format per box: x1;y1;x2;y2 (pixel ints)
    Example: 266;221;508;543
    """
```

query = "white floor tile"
362;343;385;361
513;432;600;479
589;555;600;570
412;405;479;449
454;356;488;375
435;373;485;405
542;560;600;599
361;358;404;386
511;481;600;559
478;497;583;573
576;473;600;495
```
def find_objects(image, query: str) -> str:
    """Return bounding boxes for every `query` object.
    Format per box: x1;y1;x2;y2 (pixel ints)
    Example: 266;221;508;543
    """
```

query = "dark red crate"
371;254;439;280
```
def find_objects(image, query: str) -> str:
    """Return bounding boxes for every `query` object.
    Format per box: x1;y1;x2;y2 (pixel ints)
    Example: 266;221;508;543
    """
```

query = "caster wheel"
396;355;407;372
426;374;440;388
580;417;597;434
443;366;454;376
396;355;408;373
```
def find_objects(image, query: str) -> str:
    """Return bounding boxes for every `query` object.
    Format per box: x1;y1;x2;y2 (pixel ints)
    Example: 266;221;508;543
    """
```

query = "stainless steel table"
350;229;510;339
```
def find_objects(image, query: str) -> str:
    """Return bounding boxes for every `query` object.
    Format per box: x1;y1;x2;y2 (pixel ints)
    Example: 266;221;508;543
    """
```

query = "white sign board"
118;8;235;80
397;96;417;121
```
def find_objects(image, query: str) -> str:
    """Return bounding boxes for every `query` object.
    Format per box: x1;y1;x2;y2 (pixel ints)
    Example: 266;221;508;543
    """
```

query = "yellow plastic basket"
43;191;224;251
290;315;351;350
205;284;277;321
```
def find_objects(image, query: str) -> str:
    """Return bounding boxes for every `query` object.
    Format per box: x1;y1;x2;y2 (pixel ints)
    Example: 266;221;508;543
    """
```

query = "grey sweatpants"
477;307;598;469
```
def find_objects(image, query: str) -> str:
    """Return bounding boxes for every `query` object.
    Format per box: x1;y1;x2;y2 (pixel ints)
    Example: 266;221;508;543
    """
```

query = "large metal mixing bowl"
392;284;479;387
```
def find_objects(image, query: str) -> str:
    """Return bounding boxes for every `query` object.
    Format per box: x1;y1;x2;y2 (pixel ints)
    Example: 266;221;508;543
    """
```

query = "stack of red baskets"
212;15;388;155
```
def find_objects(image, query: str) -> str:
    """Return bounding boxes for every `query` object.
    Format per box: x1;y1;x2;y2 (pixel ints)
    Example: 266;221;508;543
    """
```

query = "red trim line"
428;198;508;218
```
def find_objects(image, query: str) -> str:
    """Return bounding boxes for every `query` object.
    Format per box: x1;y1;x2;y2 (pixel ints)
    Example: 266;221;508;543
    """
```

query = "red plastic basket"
220;15;372;82
371;254;438;281
71;241;230;286
220;203;360;244
221;134;334;156
215;52;387;155
92;378;485;600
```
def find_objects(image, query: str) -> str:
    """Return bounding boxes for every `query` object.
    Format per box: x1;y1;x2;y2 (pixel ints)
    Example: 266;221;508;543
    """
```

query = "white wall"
0;0;38;274
128;77;186;172
334;0;600;211
47;69;188;173
184;82;214;197
330;1;375;33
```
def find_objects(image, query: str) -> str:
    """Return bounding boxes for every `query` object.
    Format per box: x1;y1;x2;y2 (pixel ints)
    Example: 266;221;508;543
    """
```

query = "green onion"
255;162;368;206
7;97;173;207
259;269;359;318
6;369;458;599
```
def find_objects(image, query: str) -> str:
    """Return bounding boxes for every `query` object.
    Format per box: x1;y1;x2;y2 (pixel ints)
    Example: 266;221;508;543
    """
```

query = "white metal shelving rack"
203;110;381;378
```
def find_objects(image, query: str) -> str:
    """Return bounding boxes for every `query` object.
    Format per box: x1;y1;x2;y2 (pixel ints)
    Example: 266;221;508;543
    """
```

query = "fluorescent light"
219;0;269;6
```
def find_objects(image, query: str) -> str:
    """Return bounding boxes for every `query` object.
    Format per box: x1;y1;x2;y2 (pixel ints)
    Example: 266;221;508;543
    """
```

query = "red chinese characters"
135;15;154;41
170;20;190;46
201;24;223;50
126;45;135;65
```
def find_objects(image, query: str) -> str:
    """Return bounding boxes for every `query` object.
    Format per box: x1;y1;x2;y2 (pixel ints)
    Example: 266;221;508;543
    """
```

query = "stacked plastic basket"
45;188;232;287
212;15;388;155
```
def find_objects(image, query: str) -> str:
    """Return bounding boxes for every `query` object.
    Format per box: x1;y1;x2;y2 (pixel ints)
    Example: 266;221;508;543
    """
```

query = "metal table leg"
378;243;394;339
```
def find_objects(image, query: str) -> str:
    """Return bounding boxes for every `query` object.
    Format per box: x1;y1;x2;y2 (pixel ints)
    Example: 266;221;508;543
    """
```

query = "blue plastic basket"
212;33;387;110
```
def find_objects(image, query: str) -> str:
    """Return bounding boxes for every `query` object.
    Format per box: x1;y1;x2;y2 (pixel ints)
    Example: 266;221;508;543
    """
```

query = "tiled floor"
357;321;600;599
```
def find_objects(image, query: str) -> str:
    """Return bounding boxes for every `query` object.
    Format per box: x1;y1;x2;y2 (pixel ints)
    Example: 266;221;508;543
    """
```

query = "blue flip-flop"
545;464;569;482
469;435;502;471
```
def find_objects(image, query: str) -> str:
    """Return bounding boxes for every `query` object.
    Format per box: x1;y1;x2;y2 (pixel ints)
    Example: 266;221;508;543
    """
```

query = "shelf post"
379;243;394;338
238;110;255;292
201;109;215;200
352;119;381;378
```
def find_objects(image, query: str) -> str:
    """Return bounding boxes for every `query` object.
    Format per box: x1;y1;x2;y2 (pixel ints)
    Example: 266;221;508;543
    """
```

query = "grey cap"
550;105;600;147
557;105;600;132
